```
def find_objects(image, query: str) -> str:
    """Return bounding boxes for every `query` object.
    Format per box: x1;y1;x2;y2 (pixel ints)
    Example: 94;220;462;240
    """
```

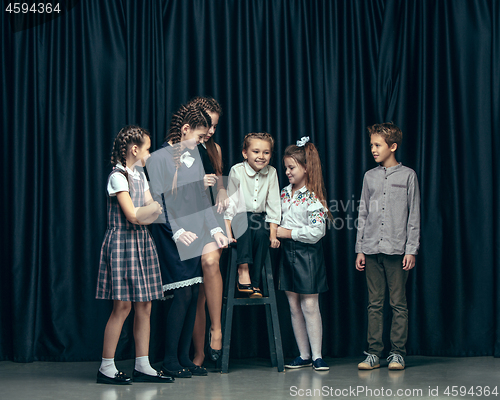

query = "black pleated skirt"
278;239;328;294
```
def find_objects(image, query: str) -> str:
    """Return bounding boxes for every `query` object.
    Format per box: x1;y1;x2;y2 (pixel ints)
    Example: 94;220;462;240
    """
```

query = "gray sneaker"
387;353;405;370
357;351;380;370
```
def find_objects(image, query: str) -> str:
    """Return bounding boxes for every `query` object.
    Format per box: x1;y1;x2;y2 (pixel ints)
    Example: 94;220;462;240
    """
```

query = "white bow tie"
180;151;195;168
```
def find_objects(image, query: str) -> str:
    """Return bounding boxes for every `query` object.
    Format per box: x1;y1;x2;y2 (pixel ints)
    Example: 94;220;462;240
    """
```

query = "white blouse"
280;184;326;244
107;164;149;196
224;161;281;224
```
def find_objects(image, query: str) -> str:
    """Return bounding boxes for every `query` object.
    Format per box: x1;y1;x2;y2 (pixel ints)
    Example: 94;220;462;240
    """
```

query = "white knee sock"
135;356;157;376
99;357;118;378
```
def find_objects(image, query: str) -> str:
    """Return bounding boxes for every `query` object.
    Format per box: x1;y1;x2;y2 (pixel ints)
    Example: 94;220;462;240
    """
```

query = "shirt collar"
283;184;307;196
116;163;141;179
243;161;269;177
377;162;402;172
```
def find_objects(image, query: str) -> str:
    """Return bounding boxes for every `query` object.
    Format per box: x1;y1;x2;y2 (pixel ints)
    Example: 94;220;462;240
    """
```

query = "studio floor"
0;356;498;400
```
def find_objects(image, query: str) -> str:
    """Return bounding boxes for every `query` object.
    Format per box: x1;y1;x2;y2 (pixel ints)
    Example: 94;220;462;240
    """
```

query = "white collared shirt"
280;184;326;244
224;161;281;224
107;163;149;196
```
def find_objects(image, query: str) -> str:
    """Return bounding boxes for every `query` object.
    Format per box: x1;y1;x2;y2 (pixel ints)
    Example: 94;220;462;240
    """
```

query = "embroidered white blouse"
224;161;281;224
280;184;327;244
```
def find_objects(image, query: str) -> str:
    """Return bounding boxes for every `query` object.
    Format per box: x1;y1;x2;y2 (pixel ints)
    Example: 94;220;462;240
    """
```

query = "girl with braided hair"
147;103;229;378
186;96;228;366
96;126;173;384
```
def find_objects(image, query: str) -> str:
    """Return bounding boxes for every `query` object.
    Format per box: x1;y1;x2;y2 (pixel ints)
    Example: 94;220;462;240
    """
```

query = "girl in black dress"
148;104;229;377
186;97;229;366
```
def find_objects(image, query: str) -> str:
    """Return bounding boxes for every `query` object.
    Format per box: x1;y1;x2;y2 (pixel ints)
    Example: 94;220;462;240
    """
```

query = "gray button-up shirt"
355;163;420;255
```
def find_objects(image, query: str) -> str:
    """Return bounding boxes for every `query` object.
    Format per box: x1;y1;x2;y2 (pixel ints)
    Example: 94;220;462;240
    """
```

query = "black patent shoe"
160;366;192;378
207;330;222;361
188;365;208;376
237;280;253;293
96;370;131;385
132;369;175;383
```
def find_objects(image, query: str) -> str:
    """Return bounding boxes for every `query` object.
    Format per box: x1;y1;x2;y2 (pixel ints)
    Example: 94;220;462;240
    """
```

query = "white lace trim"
172;228;186;243
162;277;203;292
210;227;224;237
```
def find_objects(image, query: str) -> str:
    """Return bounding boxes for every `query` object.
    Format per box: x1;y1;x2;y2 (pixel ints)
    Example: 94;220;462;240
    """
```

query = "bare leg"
133;301;152;357
200;246;223;352
238;263;251;284
102;300;132;358
192;283;207;366
285;291;311;360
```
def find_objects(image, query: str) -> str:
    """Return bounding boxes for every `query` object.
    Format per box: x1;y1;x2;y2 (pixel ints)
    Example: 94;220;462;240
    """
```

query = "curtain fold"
1;0;498;362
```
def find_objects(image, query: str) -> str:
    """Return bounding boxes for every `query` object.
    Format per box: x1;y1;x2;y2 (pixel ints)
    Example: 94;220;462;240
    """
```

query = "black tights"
162;284;199;370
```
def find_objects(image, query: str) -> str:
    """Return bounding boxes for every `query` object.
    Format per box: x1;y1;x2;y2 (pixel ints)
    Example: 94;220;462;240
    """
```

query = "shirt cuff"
291;229;298;241
405;246;418;255
210;227;224;237
173;228;186;243
265;217;280;225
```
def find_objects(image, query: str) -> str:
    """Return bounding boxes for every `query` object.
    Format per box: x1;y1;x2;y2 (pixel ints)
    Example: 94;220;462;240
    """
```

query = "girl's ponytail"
283;142;332;220
303;143;332;220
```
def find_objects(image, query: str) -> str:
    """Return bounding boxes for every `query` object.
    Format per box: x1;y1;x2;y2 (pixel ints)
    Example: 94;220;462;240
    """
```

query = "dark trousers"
232;212;270;288
365;253;409;357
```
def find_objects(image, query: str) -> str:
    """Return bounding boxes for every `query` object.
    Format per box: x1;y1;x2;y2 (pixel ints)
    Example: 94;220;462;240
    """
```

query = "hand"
355;253;366;271
216;189;230;214
402;254;416;271
153;201;163;215
178;231;198;246
204;174;218;189
270;237;280;249
213;232;230;248
276;226;292;239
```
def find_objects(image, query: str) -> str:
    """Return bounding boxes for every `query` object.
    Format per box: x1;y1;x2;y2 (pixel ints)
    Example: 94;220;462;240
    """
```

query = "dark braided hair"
187;96;223;175
110;125;150;180
166;103;211;191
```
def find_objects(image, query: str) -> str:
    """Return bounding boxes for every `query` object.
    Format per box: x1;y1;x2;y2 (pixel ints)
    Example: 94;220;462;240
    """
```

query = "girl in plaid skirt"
96;126;172;385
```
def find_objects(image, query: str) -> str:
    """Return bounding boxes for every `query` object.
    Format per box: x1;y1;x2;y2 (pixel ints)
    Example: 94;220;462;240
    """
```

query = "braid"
187;96;222;116
166;103;212;192
187;96;224;175
110;125;150;180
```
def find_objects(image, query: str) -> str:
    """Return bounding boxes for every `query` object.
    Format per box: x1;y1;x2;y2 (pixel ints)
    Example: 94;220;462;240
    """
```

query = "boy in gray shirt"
355;122;420;370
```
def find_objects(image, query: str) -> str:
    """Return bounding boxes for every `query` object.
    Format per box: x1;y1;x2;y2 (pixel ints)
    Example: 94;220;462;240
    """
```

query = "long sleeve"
265;168;281;224
291;205;326;244
355;174;369;253
405;172;420;255
224;167;239;221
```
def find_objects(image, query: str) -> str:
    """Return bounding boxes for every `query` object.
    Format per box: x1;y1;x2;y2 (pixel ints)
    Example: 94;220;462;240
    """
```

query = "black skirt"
278;239;328;294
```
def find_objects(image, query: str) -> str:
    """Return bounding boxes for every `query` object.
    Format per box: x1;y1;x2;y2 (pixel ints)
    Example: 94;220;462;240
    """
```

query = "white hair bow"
180;151;195;168
296;136;310;147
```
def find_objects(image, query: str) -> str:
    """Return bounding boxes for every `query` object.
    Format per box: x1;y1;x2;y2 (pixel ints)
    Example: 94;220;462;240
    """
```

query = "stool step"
219;245;284;373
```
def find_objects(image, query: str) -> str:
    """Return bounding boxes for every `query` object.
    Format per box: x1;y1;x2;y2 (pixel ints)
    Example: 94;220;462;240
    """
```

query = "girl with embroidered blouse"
277;137;332;372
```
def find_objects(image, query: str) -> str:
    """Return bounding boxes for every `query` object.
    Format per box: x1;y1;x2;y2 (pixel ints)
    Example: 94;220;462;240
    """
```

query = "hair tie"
296;136;310;147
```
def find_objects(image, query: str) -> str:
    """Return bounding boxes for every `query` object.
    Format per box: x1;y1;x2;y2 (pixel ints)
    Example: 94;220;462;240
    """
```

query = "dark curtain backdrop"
1;0;499;362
